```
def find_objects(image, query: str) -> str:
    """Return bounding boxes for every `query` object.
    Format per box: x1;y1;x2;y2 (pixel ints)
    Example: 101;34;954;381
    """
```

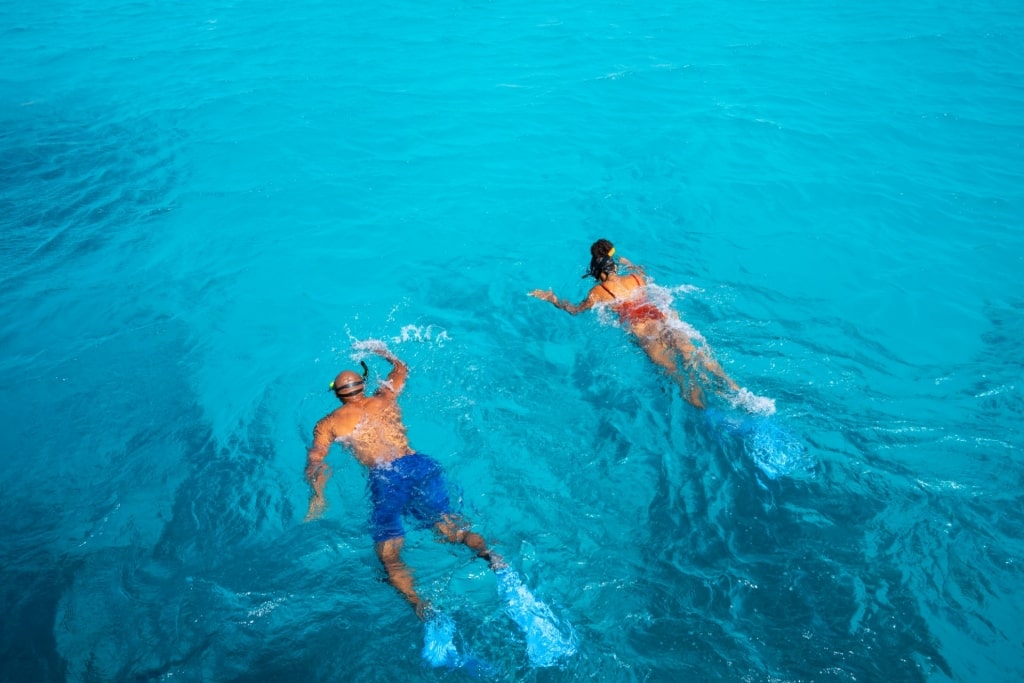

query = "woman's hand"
528;289;556;303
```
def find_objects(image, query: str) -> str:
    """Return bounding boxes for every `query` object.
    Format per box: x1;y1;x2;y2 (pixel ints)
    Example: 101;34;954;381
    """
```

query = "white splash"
728;387;777;416
391;324;451;346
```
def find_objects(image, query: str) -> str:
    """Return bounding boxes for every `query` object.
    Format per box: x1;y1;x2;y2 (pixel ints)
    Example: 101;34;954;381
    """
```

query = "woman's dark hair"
584;238;617;280
590;239;614;259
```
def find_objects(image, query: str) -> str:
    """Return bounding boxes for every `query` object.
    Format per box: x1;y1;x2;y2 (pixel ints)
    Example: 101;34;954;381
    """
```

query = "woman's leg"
636;333;706;408
694;349;739;392
662;325;739;394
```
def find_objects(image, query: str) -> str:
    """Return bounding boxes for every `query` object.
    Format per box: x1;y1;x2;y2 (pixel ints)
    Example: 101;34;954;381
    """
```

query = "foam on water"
728;387;777;416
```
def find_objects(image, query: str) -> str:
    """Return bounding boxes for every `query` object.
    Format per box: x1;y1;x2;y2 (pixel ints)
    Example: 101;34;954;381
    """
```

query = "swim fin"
495;568;577;667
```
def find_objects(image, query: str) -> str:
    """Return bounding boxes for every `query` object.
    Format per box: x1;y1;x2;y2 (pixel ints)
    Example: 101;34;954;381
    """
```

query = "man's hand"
351;339;394;362
304;451;330;522
304;493;326;522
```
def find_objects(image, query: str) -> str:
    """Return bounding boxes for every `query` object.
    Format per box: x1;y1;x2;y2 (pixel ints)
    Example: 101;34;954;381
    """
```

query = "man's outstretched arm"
303;423;332;521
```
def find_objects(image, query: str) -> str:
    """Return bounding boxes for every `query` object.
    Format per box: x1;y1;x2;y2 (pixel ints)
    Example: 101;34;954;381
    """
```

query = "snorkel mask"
329;361;370;399
583;254;617;280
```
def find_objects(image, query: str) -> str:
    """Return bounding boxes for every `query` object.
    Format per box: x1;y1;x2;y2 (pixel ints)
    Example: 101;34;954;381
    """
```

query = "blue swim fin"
421;611;496;677
422;612;459;668
704;408;812;479
495;568;577;668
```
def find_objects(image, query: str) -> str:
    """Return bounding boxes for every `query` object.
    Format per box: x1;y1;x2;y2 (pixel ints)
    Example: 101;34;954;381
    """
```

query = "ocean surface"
2;1;1022;681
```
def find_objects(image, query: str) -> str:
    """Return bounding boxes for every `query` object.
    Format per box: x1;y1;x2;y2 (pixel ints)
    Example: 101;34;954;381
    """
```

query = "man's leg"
409;455;507;570
435;516;507;570
375;537;428;619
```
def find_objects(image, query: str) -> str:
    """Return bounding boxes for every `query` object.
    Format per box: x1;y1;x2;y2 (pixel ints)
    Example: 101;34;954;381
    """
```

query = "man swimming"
304;344;504;619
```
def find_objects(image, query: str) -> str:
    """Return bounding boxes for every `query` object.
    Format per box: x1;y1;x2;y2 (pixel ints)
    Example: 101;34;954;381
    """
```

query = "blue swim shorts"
368;453;454;543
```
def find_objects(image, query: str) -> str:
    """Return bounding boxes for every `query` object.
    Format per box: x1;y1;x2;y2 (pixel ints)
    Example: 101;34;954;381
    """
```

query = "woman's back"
590;272;645;302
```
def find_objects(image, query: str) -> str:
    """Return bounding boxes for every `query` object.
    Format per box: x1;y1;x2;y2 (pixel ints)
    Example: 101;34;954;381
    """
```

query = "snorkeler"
529;238;739;409
304;344;505;619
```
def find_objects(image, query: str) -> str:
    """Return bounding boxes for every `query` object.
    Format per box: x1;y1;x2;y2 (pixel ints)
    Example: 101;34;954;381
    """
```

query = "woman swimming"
529;238;739;409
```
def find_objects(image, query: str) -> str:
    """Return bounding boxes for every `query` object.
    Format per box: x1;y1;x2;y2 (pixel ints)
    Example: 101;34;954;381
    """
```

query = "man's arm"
528;288;598;315
373;347;409;396
303;422;333;521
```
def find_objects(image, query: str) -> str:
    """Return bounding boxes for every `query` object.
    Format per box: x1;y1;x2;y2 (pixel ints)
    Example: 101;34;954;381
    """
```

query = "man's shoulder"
369;386;402;402
316;406;356;430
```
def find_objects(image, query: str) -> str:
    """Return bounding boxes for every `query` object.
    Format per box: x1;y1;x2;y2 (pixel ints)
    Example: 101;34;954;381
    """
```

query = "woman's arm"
617;256;646;276
528;288;598;315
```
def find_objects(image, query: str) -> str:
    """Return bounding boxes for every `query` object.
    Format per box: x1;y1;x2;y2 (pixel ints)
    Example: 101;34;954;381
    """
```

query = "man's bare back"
304;347;412;517
312;395;413;467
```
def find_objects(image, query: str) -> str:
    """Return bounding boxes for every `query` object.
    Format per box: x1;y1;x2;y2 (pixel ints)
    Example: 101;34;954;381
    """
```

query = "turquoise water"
2;0;1022;680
